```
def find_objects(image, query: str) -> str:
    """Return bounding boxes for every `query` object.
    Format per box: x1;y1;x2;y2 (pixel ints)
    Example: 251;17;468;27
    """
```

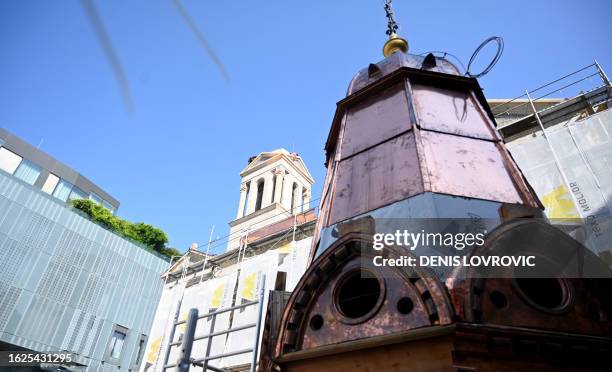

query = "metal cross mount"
384;0;399;36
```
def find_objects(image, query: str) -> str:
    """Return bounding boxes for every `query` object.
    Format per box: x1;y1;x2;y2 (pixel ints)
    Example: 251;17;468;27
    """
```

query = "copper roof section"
264;222;612;371
318;60;541;229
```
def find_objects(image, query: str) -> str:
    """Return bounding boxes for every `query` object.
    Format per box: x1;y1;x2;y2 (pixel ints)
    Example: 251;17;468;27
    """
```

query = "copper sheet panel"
419;130;524;203
340;82;413;159
330;133;422;225
412;84;497;140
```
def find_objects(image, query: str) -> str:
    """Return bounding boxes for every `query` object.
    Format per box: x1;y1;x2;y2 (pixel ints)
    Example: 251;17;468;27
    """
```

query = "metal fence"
162;275;266;372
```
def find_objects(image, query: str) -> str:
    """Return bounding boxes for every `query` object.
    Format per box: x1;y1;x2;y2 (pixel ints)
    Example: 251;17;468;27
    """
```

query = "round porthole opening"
335;270;382;320
397;297;414;315
489;291;508;309
309;314;324;331
514;277;570;312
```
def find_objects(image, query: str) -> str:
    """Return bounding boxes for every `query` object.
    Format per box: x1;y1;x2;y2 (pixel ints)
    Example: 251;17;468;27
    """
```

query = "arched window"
290;182;298;212
255;179;265;211
271;174;277;204
242;183;250;217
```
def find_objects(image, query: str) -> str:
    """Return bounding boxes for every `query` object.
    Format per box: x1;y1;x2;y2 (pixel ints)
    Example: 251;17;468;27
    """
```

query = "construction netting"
506;108;612;262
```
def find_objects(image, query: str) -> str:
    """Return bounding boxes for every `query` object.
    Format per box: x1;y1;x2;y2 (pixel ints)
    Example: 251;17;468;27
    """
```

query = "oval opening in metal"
514;277;570;313
336;270;381;320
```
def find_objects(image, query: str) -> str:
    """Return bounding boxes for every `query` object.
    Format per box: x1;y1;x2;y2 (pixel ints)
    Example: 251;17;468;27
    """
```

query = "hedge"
70;199;181;259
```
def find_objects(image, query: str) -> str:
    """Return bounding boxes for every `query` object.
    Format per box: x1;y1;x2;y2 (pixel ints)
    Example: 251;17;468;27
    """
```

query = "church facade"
140;149;315;372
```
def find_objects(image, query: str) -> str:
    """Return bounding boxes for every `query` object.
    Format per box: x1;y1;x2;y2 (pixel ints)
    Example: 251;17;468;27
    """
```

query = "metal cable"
194;195;321;253
466;36;504;79
202;204;320;255
494;72;600;117
418;51;467;74
491;63;597;114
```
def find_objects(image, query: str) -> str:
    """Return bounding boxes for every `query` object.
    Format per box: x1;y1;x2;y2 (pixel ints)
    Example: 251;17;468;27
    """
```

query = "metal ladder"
161;274;266;372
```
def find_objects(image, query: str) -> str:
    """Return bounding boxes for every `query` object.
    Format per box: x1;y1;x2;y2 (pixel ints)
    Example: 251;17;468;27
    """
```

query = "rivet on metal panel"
283;331;297;349
288;309;304;326
319;258;337;273
295;292;311;308
305;274;322;291
332;245;351;261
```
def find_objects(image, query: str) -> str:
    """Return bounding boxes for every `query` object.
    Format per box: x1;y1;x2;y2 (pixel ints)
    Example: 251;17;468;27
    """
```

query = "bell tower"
227;149;314;251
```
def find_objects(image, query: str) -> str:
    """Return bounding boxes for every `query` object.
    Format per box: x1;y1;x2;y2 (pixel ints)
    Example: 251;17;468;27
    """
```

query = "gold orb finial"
382;1;408;57
383;33;409;57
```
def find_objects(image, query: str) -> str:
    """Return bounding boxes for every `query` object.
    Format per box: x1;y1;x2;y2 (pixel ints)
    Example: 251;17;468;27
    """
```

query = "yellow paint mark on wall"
541;185;580;219
275;243;292;254
241;272;258;301
146;336;162;364
210;283;225;309
178;312;188;333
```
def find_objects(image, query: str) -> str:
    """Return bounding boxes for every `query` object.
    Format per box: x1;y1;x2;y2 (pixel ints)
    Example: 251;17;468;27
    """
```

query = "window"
133;334;147;366
255;179;264;211
290;183;298;212
52;179;73;202
242;183;250;216
108;327;127;360
69;186;87;201
14;159;41;185
0;147;23;175
102;200;116;214
271;174;277;203
89;191;115;212
89;192;104;205
41;173;59;194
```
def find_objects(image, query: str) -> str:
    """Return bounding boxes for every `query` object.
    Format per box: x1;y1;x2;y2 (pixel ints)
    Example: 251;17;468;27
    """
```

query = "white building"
141;149;315;372
229;149;314;251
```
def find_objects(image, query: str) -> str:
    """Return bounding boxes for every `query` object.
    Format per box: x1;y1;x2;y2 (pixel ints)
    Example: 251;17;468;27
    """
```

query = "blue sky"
1;0;611;253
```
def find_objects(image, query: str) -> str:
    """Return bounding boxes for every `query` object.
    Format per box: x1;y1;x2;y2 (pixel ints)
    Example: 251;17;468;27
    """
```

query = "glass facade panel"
0;171;169;371
133;335;146;365
110;330;126;359
102;199;116;214
41;173;60;194
14;159;41;185
89;192;103;205
68;186;87;201
0;147;23;175
53;179;73;202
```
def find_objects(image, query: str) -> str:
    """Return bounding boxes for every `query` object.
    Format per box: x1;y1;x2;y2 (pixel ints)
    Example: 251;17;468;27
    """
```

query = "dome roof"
346;52;462;96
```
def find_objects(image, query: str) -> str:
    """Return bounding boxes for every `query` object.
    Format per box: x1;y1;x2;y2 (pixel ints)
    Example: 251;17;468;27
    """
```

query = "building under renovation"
141;149;315;372
489;67;612;264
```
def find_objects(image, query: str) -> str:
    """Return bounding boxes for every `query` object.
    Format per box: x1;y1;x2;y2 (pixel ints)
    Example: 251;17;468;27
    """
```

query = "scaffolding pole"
526;90;583;222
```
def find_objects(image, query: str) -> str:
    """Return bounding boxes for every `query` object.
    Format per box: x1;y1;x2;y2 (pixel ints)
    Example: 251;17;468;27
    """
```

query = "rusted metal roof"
321;72;540;228
330;133;423;224
347;52;462;95
340;82;413;159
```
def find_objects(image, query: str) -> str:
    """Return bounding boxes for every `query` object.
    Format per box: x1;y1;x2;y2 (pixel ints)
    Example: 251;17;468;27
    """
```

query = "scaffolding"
161;274;267;372
490;60;612;261
491;61;612;140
